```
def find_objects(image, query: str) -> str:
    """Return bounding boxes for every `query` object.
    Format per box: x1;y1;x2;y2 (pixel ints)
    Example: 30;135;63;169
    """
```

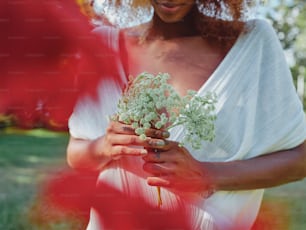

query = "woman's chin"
158;15;185;23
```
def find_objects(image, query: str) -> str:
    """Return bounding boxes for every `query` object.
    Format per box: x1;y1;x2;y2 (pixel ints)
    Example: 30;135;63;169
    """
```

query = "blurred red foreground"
34;169;191;229
0;0;122;130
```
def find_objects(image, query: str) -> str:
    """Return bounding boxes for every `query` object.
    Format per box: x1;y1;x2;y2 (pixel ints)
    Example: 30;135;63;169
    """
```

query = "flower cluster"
114;72;217;149
175;90;217;149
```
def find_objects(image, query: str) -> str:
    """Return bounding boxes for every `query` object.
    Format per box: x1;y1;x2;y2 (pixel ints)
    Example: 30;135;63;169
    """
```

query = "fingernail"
162;131;170;138
149;139;166;146
122;126;134;132
155;140;166;146
140;149;148;155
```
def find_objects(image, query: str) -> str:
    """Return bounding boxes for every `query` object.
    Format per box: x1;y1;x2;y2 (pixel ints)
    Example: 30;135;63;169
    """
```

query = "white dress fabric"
69;19;306;230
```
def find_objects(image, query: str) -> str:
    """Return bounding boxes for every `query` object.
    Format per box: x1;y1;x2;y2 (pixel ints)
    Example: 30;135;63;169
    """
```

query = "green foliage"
0;132;86;230
258;179;306;230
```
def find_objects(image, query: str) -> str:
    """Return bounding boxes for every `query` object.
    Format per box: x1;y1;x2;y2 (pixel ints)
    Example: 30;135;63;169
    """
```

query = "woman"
67;0;306;229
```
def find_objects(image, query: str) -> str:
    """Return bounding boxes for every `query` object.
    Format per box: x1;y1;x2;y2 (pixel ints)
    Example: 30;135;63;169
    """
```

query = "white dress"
69;19;306;230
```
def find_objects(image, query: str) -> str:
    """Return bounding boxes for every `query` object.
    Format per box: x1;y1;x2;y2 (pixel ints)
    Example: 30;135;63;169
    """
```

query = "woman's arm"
143;141;306;193
66;135;111;171
205;141;306;191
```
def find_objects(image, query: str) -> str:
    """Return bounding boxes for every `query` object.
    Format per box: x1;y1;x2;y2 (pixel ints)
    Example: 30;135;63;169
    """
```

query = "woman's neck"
148;12;199;40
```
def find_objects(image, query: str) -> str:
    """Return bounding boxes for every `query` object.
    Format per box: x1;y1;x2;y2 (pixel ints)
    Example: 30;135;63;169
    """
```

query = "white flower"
114;72;217;149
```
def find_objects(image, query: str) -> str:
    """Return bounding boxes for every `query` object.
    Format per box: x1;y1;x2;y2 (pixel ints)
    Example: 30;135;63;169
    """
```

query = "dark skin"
67;0;306;195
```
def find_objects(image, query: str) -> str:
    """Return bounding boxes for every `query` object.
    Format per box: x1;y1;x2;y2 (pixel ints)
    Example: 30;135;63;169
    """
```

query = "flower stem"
157;186;162;207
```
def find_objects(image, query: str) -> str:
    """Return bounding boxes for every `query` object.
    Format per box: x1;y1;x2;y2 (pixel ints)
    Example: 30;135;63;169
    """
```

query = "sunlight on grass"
14;175;33;184
26;155;41;163
4;127;67;138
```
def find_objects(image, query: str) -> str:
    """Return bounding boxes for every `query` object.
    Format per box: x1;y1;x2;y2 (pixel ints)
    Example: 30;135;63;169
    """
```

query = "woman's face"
151;0;195;23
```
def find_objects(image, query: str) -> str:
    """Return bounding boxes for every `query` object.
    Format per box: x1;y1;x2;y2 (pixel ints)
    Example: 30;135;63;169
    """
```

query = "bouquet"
113;72;217;206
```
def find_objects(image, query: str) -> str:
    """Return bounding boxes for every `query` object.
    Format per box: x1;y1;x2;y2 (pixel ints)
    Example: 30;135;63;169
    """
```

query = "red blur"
32;169;191;229
0;0;123;131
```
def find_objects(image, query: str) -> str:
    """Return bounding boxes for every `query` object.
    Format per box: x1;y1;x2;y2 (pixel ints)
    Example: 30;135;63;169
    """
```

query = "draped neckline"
196;24;255;96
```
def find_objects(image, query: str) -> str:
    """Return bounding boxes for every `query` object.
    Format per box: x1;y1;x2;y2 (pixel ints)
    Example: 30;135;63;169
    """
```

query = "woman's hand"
142;141;213;195
100;121;170;160
67;120;170;170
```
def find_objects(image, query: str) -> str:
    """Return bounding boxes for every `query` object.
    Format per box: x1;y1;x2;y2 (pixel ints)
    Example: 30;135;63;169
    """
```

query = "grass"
0;129;86;230
0;130;305;229
253;180;306;230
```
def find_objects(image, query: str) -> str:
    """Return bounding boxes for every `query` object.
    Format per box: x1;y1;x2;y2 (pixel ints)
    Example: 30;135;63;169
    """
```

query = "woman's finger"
107;121;135;135
146;175;171;187
142;150;178;163
143;161;176;175
107;121;170;140
145;129;170;139
107;133;143;145
111;145;148;159
107;134;169;149
108;121;170;139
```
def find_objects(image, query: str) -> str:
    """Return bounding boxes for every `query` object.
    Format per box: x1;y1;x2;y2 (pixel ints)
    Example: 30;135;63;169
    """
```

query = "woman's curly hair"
80;0;253;40
193;0;250;40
